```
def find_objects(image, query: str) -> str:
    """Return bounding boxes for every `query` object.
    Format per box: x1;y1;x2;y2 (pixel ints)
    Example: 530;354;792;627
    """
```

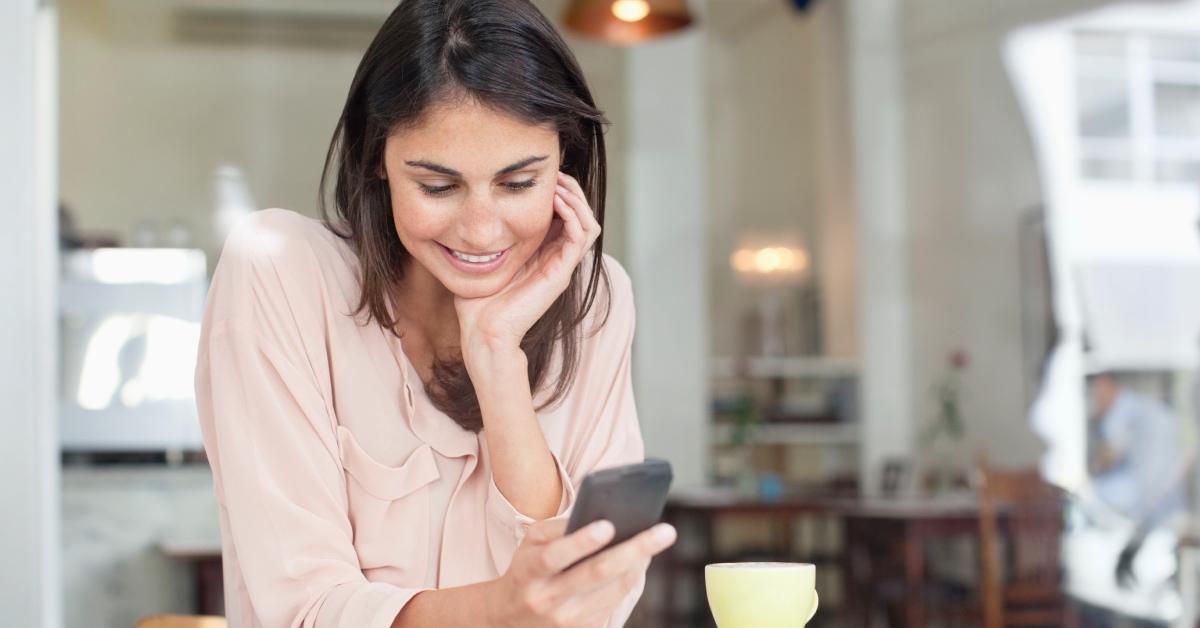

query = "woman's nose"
457;191;504;250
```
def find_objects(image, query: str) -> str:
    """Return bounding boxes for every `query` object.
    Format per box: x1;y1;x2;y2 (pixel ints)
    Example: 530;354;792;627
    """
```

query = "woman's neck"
392;261;460;351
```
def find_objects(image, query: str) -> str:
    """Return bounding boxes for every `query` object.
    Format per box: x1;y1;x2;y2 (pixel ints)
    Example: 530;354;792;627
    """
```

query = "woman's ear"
377;151;389;180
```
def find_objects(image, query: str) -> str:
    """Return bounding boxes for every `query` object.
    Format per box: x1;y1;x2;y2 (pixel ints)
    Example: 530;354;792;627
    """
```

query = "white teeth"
450;249;502;263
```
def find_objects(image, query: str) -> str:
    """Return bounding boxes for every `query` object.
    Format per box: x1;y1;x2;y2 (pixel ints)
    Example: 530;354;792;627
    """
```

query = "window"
1075;30;1200;183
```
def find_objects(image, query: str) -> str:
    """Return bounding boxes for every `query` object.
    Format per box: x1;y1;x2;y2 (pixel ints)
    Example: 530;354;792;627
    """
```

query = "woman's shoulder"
597;252;631;303
220;208;349;265
586;253;635;337
598;253;631;291
218;208;359;280
208;208;359;325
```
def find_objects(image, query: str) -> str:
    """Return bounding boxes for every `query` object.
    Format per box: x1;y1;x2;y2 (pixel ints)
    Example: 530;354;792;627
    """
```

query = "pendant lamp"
563;0;695;46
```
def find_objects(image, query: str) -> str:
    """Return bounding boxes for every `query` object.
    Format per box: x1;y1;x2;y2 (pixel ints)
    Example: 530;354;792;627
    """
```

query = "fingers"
552;523;676;594
555;170;586;206
553;180;598;275
532;520;616;577
556;172;591;218
556;172;601;241
554;191;586;247
536;212;565;255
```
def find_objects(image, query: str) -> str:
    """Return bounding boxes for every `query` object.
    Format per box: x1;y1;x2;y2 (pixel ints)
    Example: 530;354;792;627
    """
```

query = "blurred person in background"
1086;372;1196;612
193;1;675;626
1088;373;1187;531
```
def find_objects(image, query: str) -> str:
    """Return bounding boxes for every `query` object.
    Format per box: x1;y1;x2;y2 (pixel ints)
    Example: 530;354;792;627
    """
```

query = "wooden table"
160;540;224;616
840;497;987;627
657;490;991;628
657;489;847;626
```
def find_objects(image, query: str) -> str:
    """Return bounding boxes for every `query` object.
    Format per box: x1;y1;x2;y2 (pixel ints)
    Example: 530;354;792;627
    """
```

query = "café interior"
6;0;1200;626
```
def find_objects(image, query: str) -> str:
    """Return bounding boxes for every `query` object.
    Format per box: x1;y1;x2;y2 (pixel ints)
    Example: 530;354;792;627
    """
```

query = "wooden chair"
976;457;1077;628
135;615;228;628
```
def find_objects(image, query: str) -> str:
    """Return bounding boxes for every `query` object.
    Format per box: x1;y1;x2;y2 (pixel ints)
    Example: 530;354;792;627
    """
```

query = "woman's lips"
439;243;509;275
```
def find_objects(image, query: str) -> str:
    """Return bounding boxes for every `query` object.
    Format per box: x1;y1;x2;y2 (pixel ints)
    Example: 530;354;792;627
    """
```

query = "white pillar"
847;0;913;494
0;0;61;625
625;27;710;489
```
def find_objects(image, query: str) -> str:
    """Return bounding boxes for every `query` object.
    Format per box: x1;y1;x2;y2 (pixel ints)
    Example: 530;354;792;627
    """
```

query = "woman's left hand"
454;171;601;366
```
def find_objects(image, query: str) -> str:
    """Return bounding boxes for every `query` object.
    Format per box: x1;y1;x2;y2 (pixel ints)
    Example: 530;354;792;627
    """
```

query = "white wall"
705;2;821;358
58;0;366;259
900;16;1047;469
0;0;61;625
847;0;1133;478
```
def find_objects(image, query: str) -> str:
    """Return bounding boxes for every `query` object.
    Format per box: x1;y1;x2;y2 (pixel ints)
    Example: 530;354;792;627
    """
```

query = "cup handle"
806;591;820;624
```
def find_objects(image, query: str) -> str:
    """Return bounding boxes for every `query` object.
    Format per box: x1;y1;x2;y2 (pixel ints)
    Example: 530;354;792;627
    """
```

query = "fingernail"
654;524;676;544
590;520;614;541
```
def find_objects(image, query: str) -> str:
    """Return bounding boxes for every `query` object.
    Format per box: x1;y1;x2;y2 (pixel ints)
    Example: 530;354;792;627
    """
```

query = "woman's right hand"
485;518;677;628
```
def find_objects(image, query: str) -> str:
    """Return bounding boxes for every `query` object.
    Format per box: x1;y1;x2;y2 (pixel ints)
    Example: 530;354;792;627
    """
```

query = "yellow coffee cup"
705;562;819;628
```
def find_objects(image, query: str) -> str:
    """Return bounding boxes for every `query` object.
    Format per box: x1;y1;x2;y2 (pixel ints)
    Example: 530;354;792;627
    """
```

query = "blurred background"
5;0;1200;626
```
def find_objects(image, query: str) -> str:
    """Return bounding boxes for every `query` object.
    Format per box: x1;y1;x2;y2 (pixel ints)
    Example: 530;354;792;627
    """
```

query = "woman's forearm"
468;346;562;520
392;580;494;627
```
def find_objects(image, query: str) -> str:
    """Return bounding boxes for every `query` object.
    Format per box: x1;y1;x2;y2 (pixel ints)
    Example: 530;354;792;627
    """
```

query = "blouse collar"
385;331;480;460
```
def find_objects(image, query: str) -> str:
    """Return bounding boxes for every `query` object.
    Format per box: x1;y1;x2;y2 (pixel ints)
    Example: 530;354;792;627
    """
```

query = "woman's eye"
502;179;537;193
418;183;457;196
418;179;535;196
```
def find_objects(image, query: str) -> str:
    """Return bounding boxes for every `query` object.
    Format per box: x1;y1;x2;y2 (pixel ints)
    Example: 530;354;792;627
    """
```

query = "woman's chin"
442;273;510;300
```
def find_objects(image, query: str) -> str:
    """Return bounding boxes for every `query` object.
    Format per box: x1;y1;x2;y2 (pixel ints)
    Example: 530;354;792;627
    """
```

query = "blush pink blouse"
194;209;646;627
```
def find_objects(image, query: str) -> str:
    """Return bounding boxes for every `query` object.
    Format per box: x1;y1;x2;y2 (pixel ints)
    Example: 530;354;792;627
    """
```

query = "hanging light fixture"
563;0;695;46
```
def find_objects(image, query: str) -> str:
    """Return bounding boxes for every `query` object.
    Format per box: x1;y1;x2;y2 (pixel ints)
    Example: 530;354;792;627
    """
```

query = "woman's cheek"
504;192;556;242
392;197;449;241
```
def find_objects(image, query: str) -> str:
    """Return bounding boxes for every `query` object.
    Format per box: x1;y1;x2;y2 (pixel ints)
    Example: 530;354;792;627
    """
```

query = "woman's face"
383;99;561;300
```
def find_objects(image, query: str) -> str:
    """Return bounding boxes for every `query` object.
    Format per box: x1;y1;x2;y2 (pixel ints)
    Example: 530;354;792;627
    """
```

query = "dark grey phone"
565;458;673;558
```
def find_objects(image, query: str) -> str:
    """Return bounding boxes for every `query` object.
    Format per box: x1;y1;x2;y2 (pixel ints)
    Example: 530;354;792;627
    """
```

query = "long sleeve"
198;323;428;627
562;261;646;478
482;258;647;627
577;262;647;628
195;211;428;627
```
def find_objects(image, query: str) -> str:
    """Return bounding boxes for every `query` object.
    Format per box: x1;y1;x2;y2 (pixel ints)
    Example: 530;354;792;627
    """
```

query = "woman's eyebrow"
496;155;548;175
404;155;549;178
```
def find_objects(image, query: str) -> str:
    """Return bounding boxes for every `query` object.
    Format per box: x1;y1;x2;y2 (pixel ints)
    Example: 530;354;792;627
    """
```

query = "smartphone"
565;458;673;558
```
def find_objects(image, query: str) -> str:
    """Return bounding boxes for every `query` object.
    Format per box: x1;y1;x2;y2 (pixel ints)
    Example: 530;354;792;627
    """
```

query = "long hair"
319;0;610;432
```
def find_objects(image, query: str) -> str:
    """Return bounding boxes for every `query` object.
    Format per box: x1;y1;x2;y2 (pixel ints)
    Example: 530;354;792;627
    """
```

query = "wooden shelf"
712;422;859;446
710;356;859;379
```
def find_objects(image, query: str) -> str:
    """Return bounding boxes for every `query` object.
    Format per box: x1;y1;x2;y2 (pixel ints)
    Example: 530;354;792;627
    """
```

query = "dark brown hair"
319;0;610;432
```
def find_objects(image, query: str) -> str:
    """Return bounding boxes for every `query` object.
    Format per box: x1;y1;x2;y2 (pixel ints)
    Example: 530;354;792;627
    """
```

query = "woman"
193;1;676;626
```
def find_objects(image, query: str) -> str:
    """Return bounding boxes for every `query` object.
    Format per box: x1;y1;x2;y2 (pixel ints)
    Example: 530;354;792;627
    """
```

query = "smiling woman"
321;0;613;435
377;100;570;411
193;1;675;627
384;102;561;302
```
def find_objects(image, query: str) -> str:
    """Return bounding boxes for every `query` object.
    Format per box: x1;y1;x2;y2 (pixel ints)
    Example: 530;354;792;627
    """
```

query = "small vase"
921;434;968;497
732;446;759;500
